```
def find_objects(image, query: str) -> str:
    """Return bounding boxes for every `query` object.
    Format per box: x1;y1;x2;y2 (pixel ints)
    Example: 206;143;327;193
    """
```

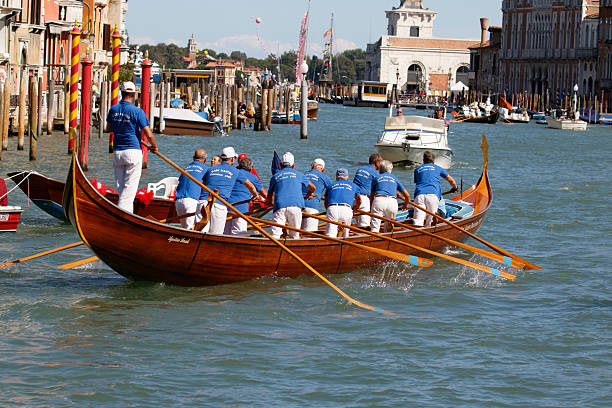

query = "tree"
230;51;247;62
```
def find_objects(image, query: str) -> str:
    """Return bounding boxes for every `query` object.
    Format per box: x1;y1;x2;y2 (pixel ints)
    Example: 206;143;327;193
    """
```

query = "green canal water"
0;104;610;406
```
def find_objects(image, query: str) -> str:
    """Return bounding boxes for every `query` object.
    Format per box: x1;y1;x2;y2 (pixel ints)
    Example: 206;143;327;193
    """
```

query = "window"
410;26;419;37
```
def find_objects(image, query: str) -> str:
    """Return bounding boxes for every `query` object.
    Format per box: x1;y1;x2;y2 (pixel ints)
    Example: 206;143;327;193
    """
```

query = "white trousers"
326;205;353;238
175;197;199;230
356;194;371;227
113;149;142;213
301;207;320;231
413;194;439;227
208;202;228;235
371;196;398;233
271;206;302;239
229;217;248;235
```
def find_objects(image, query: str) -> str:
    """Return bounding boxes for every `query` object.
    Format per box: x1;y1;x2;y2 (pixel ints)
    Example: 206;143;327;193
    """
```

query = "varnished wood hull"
154;118;214;136
64;155;492;287
455;111;499;124
7;171;177;222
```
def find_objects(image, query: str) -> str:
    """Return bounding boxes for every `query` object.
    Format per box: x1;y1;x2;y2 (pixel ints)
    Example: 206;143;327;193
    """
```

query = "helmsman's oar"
355;209;526;269
229;212;433;268
0;242;83;268
407;200;540;270
57;256;99;270
144;144;387;314
303;212;516;280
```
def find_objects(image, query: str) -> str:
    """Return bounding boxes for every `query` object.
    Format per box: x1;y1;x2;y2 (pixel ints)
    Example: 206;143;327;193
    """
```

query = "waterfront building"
599;0;612;101
205;59;244;86
108;0;128;64
499;0;600;99
468;19;502;94
365;0;476;95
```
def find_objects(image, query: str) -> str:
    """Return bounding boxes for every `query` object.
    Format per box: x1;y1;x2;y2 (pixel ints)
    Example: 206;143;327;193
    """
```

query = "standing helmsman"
325;168;361;238
370;160;411;233
106;81;158;213
265;152;315;239
413;151;457;227
174;149;208;230
202;147;259;234
302;158;332;232
353;153;382;229
227;157;267;235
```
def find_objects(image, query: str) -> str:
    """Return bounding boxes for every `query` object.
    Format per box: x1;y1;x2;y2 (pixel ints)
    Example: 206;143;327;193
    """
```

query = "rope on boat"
0;171;33;202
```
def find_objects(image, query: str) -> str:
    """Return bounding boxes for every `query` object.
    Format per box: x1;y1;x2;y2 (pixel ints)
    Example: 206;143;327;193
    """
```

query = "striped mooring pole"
79;52;93;170
140;51;152;169
109;25;121;153
69;22;80;154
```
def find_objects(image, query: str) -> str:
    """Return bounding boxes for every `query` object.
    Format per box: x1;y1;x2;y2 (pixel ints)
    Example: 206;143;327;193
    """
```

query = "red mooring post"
79;53;93;170
69;22;81;153
140;52;152;169
109;25;121;153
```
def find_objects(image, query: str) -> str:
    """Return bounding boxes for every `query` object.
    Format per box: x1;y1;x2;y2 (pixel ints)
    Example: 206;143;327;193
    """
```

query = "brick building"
469;18;503;94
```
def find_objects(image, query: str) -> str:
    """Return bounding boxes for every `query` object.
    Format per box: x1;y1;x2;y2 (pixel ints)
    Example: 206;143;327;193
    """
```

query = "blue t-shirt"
201;162;248;202
229;169;262;213
303;169;332;209
353;164;379;196
414;163;449;198
175;161;208;200
268;168;309;212
373;172;406;197
107;100;150;151
327;180;359;206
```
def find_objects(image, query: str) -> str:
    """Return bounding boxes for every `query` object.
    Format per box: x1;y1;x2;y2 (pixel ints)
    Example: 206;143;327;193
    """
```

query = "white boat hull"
546;117;587;130
376;144;453;169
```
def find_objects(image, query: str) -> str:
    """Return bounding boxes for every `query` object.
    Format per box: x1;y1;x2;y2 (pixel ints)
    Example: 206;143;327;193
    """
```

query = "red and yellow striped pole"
69;22;81;153
79;52;93;170
140;51;152;169
109;25;121;153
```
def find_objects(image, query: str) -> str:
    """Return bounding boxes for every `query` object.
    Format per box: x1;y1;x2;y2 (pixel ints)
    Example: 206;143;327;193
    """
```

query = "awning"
449;81;469;92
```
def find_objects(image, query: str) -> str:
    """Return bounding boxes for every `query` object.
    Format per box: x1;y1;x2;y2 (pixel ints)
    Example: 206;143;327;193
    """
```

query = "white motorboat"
499;107;530;123
375;114;452;169
546;117;587;130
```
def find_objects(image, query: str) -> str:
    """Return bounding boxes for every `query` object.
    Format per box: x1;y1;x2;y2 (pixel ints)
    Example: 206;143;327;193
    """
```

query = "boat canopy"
384;115;446;133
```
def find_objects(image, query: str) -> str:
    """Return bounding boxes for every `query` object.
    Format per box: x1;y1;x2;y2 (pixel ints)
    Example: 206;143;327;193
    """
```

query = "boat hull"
376;144;453;169
64;152;492;287
546;118;587;130
154;117;214;136
0;206;23;232
455;111;499;124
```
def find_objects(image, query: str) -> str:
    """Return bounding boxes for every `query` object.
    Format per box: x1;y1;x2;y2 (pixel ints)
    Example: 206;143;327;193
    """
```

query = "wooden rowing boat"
7;171;177;222
454;110;499;124
63;138;492;286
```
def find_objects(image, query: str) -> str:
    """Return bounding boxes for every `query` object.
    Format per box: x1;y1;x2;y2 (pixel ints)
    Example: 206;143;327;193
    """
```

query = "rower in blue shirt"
227;157;267;235
413;151;457;226
175;149;209;230
302;158;332;232
371;160;411;233
105;81;158;213
265;152;315;239
324;168;361;238
202;147;258;234
352;153;382;228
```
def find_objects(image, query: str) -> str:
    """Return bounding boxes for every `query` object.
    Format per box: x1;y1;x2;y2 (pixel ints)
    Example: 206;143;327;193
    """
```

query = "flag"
498;96;513;110
271;151;282;175
323;28;332;38
295;12;309;84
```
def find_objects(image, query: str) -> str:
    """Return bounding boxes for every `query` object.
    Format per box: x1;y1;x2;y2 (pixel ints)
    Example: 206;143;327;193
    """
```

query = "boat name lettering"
168;236;190;244
0;214;8;221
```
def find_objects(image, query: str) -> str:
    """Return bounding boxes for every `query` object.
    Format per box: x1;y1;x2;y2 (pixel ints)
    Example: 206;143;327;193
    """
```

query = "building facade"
599;0;612;95
469;19;502;94
499;0;600;99
365;0;476;94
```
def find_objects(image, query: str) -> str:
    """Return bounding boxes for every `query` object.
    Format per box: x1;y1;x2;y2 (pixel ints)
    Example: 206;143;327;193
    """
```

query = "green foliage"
107;63;136;83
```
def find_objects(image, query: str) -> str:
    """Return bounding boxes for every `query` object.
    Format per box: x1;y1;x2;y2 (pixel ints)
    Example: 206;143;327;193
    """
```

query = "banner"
295;12;309;85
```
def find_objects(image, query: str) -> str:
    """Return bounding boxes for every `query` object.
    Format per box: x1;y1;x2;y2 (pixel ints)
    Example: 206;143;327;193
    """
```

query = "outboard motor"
213;115;226;137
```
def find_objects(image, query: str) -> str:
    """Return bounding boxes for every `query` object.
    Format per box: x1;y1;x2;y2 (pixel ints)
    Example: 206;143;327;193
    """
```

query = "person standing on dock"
174;149;208;230
266;152;316;239
302;158;332;232
353;153;382;230
325;168;361;238
105;81;158;213
370;160;411;233
412;151;457;227
202;147;259;235
227;157;267;235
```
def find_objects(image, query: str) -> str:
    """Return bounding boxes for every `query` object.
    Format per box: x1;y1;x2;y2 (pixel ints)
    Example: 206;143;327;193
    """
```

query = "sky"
127;1;502;58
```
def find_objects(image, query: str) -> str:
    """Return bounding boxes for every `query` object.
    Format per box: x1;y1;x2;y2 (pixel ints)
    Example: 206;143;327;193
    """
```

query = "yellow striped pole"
69;22;80;153
109;25;120;153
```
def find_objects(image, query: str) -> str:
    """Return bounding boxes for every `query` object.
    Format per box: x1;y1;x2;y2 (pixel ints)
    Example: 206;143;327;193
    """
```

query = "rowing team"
173;147;459;238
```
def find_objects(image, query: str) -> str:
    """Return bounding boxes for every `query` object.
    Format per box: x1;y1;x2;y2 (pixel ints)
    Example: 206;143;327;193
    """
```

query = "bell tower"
386;0;437;38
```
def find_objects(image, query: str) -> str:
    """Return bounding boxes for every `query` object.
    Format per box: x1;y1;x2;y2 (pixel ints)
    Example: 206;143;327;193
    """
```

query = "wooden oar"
229;212;433;267
408;200;540;270
355;209;526;269
57;256;99;270
304;212;516;280
145;145;386;314
0;242;83;268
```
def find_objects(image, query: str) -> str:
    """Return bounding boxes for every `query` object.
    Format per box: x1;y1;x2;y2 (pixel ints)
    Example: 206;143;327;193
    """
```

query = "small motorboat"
533;112;547;124
0;177;23;232
153;107;215;136
546;117;587;130
499;107;530;123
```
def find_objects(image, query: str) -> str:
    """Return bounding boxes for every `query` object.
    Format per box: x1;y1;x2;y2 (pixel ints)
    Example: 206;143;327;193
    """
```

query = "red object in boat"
0;178;23;232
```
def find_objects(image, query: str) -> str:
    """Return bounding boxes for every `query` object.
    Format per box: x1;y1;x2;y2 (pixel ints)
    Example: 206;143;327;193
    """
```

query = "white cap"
281;152;295;166
121;81;136;93
221;146;237;159
312;158;325;168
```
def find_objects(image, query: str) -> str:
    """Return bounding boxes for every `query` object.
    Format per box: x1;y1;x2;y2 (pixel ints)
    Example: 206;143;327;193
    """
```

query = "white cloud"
165;38;185;46
132;36;154;45
203;34;295;58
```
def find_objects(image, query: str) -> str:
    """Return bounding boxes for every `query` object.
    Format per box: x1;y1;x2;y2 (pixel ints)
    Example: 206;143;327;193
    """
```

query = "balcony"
575;48;598;58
